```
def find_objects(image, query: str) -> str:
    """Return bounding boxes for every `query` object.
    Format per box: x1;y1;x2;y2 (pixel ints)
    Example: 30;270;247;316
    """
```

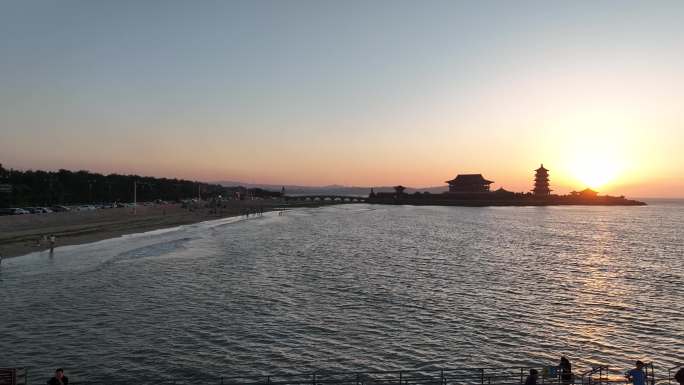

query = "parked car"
51;205;71;212
24;207;43;214
0;208;29;215
73;205;90;211
36;207;53;213
1;208;30;215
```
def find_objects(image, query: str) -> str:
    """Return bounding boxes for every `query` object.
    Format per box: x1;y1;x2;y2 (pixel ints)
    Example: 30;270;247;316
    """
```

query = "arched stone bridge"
284;195;368;203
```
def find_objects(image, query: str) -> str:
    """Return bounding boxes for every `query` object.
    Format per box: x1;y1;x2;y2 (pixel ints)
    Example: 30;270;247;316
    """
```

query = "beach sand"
0;200;315;258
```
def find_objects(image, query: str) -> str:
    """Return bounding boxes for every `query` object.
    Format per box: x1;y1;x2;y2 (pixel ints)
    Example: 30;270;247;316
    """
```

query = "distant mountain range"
214;181;449;196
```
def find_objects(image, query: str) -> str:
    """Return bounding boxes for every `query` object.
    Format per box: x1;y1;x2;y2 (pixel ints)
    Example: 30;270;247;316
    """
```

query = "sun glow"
553;123;633;192
568;154;623;190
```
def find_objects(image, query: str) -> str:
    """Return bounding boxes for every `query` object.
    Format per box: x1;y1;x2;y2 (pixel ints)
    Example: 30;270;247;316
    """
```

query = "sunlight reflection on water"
1;202;682;383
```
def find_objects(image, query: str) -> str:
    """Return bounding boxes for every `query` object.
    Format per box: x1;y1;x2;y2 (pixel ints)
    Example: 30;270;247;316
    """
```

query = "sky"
1;1;682;197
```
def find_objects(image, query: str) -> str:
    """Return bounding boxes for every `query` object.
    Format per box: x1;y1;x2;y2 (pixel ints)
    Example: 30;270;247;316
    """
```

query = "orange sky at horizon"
5;66;681;198
3;83;682;198
4;135;682;198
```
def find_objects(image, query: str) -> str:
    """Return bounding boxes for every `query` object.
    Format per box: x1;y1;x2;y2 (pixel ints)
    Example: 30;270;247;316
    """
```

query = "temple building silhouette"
446;174;494;193
571;188;598;198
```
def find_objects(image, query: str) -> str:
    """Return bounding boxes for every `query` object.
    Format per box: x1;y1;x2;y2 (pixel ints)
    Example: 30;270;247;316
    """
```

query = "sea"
1;201;682;384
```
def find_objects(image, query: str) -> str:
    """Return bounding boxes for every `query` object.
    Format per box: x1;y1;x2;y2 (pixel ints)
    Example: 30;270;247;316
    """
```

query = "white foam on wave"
2;210;283;273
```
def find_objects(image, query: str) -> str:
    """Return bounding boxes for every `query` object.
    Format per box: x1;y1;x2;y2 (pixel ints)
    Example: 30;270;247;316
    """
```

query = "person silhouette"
674;368;684;385
625;361;646;385
49;235;56;253
559;356;572;384
47;368;68;385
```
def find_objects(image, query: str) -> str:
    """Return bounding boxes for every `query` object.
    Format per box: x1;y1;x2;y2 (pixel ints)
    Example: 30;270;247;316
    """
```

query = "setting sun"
569;155;623;189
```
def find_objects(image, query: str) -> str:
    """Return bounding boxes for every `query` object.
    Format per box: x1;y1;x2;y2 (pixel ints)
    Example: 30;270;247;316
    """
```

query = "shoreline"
0;197;659;259
0;200;327;259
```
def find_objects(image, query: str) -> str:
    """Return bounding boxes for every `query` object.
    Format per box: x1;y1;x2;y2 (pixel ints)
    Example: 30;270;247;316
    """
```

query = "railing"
283;196;368;204
645;363;656;385
0;367;28;385
579;363;667;385
580;365;609;385
668;365;683;385
48;363;682;385
218;366;566;385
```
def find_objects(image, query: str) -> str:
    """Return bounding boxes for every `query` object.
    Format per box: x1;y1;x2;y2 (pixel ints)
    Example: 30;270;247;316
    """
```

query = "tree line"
0;164;281;208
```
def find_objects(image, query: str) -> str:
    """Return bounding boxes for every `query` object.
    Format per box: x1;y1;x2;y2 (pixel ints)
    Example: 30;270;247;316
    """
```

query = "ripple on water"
1;204;683;383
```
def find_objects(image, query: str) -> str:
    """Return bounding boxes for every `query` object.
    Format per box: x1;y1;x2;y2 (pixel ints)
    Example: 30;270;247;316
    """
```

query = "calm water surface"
1;202;682;383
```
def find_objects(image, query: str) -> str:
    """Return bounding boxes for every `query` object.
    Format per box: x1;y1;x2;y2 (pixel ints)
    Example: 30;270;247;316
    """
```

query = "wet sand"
0;200;320;258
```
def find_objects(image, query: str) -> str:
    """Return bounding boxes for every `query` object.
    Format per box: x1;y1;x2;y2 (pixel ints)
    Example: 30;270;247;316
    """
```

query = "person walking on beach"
49;234;56;253
674;368;684;385
559;356;573;385
47;368;68;385
525;369;539;385
625;361;647;385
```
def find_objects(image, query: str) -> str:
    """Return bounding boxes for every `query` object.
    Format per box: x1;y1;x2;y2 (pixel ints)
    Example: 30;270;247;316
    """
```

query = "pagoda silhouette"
533;164;551;196
366;162;644;206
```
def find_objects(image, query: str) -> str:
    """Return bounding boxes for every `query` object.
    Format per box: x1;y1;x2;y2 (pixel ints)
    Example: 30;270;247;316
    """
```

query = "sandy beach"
0;200;319;258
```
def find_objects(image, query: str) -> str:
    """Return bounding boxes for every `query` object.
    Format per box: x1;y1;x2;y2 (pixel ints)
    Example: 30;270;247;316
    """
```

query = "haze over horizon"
2;1;683;197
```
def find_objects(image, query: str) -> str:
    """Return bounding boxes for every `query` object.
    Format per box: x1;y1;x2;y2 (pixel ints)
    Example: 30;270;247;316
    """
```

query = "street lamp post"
133;180;152;214
87;178;99;204
133;181;137;215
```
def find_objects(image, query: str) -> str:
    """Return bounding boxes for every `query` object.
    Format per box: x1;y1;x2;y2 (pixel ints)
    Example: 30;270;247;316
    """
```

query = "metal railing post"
521;368;525;385
481;368;485;385
441;369;445;385
648;363;654;385
399;371;402;385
